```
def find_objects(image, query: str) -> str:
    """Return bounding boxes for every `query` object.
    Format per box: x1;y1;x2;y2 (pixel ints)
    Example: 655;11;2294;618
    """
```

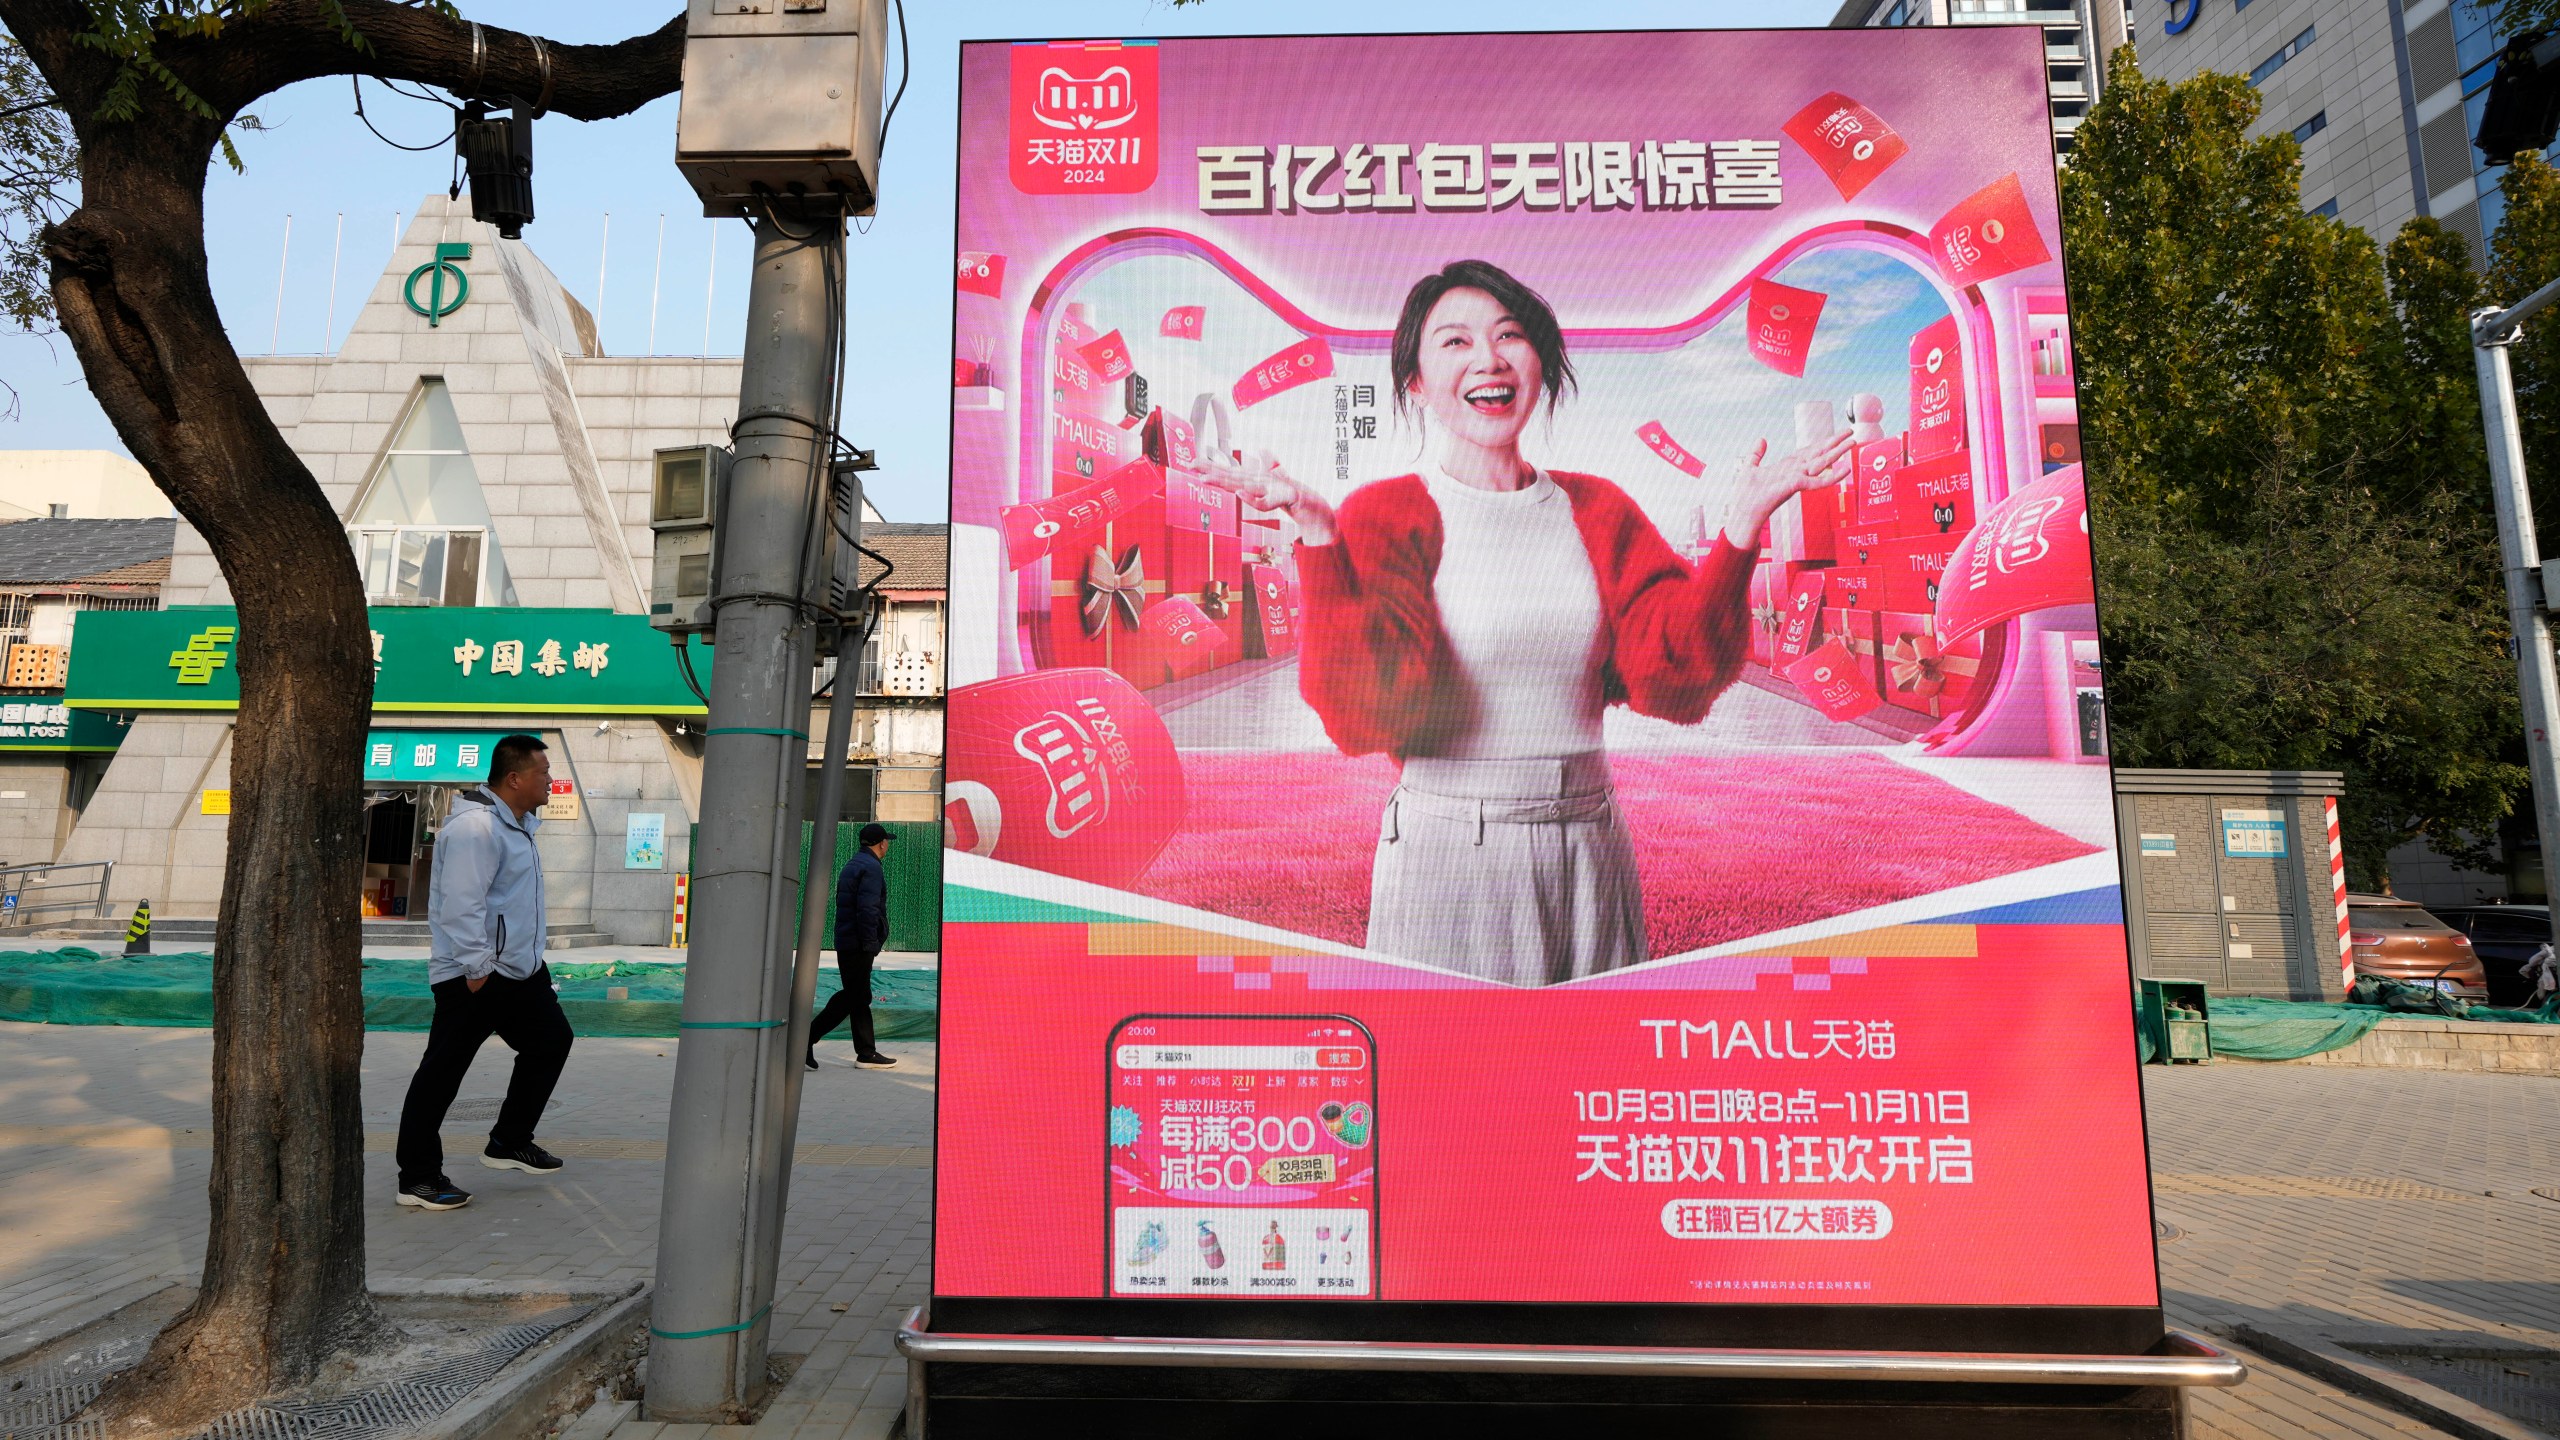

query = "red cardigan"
1295;471;1757;758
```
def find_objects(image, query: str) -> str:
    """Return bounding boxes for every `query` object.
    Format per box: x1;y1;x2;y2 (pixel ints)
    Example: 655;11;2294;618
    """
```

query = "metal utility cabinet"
2113;769;2346;1002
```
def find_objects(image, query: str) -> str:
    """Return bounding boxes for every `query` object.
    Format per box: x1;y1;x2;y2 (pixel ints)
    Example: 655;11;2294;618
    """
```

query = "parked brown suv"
2346;894;2490;1002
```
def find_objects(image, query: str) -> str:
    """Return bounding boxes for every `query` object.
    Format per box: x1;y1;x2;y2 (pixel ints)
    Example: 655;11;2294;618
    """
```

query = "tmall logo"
1032;64;1138;131
1010;41;1160;196
1013;708;1111;839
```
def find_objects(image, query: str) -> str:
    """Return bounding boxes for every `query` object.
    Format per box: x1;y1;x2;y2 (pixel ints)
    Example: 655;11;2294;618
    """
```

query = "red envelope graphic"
1161;305;1205;340
1782;92;1910;201
1930;174;2053;288
1784;639;1882;722
944;668;1184;887
1232;336;1335;409
956;251;1006;299
996;461;1162;569
1139;595;1231;680
1747;278;1827;378
1775;569;1830;662
1934;463;2093;646
1637;421;1707;478
1079;329;1135;383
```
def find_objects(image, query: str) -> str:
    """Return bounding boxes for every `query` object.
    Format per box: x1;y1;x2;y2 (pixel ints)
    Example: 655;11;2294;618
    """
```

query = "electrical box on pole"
674;0;891;217
648;444;730;635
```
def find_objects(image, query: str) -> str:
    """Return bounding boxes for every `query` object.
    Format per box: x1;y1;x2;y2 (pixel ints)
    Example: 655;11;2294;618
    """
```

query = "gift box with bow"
1748;559;1780;668
1822;607;1883;696
1878;610;1985;721
1046;537;1170;685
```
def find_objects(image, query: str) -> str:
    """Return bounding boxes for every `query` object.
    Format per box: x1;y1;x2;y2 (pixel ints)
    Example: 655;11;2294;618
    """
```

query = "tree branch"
203;1;684;122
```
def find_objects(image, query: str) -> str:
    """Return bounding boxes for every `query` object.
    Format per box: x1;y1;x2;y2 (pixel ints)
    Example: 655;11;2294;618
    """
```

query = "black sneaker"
397;1178;471;1210
854;1053;899;1069
481;1141;565;1174
805;1052;821;1071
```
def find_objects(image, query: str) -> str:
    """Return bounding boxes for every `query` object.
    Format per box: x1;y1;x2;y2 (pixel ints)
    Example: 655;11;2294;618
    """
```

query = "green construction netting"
0;949;936;1039
2136;978;2560;1063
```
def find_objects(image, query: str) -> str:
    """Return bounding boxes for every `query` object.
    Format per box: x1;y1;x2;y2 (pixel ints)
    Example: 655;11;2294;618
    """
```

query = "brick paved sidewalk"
11;1017;2560;1439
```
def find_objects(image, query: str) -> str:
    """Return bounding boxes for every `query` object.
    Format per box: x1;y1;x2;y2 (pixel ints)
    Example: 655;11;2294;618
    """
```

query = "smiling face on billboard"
939;28;2153;1335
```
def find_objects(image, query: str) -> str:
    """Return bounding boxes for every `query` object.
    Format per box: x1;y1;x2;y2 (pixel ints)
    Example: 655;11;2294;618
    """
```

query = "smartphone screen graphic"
1106;1014;1377;1299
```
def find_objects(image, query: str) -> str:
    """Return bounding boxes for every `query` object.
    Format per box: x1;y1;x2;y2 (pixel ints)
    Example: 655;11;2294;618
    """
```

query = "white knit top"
1422;469;1609;759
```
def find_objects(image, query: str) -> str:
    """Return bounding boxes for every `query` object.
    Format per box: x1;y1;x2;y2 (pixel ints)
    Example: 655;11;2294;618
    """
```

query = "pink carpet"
1135;751;2098;955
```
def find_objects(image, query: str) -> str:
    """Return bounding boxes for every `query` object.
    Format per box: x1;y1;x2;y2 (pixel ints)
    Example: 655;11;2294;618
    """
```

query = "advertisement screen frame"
926;22;2165;1361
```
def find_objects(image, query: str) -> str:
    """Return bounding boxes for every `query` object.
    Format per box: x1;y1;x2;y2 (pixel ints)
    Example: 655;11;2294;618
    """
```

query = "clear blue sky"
1;0;1837;521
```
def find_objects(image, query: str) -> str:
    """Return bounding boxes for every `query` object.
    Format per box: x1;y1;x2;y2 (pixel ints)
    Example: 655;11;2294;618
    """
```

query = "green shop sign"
366;729;510;783
0;695;131;752
67;608;712;715
404;242;471;326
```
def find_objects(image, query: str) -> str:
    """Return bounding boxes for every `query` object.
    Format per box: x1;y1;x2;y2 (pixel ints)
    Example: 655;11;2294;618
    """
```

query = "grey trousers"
1365;752;1646;987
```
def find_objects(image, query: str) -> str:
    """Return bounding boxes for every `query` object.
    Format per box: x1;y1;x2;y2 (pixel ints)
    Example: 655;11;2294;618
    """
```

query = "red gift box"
1908;315;1968;463
1821;607;1883;694
1874;534;1963;612
1837;522;1889;568
1878;610;1986;721
1765;486;1838;564
1825;566;1881;611
1052;407;1140;487
1748;559;1780;667
1245;564;1300;659
1893;450;1977;538
1775;569;1829;662
1784;638;1881;722
1854;436;1903;527
1159;469;1241;537
1046;534;1169;685
998;463;1160;569
1166;530;1246;624
1053;311;1120;415
1138;596;1232;683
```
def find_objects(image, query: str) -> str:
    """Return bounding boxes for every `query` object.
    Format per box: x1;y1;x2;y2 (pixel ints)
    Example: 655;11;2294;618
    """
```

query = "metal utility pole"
2474;281;2560;924
651;0;890;1418
649;215;844;1417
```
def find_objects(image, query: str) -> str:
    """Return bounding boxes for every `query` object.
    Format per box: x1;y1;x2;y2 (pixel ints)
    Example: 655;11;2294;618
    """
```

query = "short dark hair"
1389;260;1576;420
489;733;548;783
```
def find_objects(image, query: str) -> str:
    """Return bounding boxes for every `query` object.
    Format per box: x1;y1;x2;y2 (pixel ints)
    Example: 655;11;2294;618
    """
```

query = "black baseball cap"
859;823;895;845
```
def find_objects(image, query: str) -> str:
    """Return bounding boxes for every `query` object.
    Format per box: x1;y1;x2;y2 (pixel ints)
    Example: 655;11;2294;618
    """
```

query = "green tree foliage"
2069;53;2526;884
2486;154;2560;537
0;34;73;412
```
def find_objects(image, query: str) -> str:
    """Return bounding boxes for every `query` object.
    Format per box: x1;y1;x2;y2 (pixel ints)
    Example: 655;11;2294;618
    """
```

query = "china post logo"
1011;40;1160;196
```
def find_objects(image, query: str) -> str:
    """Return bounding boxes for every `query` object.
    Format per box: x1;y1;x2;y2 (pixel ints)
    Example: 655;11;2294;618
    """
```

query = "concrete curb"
412;1282;652;1440
2229;1321;2550;1440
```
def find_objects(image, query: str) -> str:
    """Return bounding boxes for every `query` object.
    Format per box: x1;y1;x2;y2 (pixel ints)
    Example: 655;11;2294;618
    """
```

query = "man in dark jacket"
809;822;897;1069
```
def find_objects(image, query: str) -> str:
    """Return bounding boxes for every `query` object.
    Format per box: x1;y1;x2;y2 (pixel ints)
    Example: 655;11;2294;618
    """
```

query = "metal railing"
0;860;116;929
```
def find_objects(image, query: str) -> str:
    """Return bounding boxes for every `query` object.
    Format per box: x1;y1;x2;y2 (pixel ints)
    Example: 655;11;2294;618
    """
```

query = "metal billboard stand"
893;1306;2243;1437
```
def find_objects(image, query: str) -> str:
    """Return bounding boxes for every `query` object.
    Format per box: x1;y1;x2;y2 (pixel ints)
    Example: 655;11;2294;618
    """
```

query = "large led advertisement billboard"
935;27;2155;1323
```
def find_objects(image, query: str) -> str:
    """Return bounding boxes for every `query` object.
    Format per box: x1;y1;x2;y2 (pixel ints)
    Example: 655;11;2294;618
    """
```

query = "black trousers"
396;965;574;1187
809;947;879;1056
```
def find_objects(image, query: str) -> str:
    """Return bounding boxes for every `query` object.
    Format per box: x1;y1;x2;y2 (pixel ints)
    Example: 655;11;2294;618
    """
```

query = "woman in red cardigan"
1201;260;1853;985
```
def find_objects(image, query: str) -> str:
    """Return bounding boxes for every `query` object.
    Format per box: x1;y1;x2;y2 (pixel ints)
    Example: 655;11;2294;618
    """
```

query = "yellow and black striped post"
123;899;151;955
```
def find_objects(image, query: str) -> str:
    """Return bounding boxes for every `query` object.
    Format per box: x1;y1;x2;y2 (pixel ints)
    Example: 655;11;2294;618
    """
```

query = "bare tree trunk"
0;5;684;1432
44;131;382;1439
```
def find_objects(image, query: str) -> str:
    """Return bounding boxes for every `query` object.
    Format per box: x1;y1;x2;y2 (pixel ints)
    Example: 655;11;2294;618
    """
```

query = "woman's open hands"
1721;428;1855;550
1194;450;1340;546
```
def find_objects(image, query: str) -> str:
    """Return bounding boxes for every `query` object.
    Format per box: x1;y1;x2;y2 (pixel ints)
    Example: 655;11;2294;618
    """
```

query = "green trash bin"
2136;978;2212;1064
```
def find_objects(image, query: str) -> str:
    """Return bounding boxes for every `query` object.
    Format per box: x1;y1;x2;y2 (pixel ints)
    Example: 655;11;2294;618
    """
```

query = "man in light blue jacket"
395;734;574;1210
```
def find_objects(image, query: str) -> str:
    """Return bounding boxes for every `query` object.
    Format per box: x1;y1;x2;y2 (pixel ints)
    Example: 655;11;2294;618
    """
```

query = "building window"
349;526;487;607
2236;0;2254;9
2293;110;2328;143
2248;26;2315;86
343;380;518;607
1886;1;1907;21
2311;197;2340;218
